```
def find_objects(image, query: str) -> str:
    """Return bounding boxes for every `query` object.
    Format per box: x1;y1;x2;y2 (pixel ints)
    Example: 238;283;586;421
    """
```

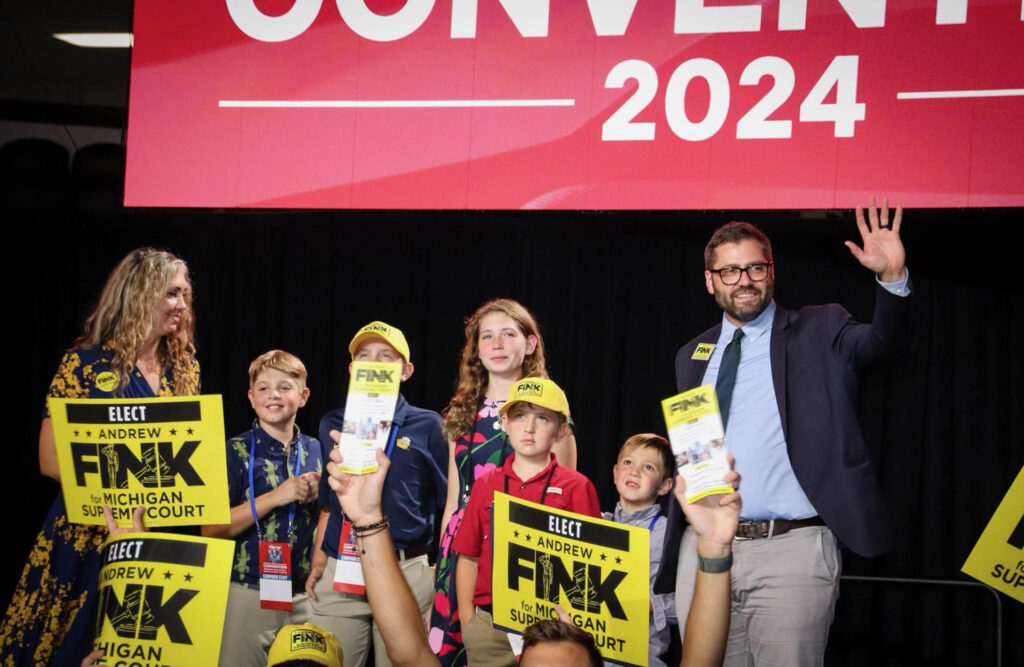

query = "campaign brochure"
336;361;401;474
661;385;732;503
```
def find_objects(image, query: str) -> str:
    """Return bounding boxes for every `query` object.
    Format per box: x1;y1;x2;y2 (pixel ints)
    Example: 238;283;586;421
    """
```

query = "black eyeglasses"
709;262;773;285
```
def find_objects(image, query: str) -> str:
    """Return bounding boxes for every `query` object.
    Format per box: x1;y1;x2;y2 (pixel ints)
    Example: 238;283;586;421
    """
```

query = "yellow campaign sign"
94;532;233;666
50;395;230;527
961;465;1024;603
492;493;649;667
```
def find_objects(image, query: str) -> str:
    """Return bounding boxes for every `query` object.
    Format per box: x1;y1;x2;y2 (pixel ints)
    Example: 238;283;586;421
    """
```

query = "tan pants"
218;582;312;667
308;554;433;667
675;525;841;667
462;608;516;667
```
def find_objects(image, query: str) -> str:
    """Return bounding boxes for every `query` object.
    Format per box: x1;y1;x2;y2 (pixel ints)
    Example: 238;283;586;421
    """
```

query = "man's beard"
714;281;774;323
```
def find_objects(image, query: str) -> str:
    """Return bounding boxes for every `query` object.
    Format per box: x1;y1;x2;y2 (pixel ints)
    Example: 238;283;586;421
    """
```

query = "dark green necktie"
715;328;745;428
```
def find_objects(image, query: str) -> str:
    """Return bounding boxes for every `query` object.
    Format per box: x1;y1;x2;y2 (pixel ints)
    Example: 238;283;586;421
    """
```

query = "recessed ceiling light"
53;33;133;48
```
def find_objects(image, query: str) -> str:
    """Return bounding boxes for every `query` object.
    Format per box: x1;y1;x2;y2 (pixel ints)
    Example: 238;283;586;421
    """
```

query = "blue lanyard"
647;514;660;531
384;422;399;457
248;425;302;541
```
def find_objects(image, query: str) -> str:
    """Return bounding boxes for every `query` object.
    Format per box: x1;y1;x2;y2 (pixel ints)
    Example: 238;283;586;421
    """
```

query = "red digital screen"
125;1;1024;209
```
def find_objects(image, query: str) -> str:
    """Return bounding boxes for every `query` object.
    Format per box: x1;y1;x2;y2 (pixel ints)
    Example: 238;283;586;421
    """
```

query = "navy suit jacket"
654;283;911;592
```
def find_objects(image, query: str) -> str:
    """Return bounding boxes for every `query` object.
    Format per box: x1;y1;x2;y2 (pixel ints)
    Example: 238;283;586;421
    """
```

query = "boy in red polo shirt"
452;377;600;667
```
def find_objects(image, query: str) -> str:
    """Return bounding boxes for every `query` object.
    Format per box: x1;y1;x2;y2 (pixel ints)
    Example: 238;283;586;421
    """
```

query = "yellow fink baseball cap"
267;623;343;667
498;377;570;421
348;320;411;363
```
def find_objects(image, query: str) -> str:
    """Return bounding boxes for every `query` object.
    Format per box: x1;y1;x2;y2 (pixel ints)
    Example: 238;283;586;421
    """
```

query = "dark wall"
7;197;1023;664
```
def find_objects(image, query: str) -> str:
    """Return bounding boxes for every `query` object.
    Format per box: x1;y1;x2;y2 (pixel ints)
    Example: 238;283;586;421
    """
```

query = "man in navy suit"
672;198;911;666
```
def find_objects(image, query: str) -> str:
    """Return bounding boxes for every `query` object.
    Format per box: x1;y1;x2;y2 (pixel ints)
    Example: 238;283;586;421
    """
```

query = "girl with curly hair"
428;299;575;665
1;248;200;666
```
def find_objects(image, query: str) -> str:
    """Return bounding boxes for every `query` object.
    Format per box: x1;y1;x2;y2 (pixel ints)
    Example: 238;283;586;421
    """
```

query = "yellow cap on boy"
348;321;411;363
267;622;343;667
498;377;570;421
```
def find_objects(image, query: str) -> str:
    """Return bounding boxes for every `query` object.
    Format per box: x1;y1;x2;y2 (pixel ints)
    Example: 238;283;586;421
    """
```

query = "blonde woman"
1;248;200;666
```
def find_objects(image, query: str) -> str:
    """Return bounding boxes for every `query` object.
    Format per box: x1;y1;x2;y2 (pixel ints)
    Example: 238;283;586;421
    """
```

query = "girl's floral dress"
427;399;509;666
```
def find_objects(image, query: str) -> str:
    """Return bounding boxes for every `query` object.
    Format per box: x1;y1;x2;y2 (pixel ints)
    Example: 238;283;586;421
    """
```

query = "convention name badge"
332;520;367;595
491;493;649;667
259;541;293;610
961;465;1024;603
50;395;230;527
661;385;732;503
93;531;233;666
337;361;401;474
249;430;303;610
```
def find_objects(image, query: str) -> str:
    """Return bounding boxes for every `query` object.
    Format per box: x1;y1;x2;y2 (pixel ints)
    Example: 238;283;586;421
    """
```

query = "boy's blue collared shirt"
318;394;447;555
225;425;323;590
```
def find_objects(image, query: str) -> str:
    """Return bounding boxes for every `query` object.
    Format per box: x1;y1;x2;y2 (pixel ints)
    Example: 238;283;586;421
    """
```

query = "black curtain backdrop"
7;204;1022;665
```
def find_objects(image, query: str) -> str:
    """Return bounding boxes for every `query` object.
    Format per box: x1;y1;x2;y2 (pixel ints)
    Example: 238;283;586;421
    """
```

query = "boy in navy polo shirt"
204;350;324;667
453;377;600;667
306;321;447;667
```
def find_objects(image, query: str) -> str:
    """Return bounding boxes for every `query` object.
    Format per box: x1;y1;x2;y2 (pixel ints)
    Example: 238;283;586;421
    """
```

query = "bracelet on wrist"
697;552;733;573
354;524;389;554
352;515;388;533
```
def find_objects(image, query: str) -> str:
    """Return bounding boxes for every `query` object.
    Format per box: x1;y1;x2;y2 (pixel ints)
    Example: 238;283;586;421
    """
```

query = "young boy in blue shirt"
204;350;324;667
604;434;676;667
306;321;448;667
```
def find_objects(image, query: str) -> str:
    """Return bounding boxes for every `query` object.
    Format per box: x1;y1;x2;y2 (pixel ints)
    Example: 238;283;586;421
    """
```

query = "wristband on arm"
697;552;733;573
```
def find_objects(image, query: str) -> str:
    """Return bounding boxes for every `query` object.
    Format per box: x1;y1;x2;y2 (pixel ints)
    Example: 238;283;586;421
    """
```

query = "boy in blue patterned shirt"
203;350;324;666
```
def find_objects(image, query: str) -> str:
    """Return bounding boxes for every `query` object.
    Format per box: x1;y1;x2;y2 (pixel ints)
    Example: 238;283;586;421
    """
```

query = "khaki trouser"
462;607;516;667
675;525;841;667
218;582;312;667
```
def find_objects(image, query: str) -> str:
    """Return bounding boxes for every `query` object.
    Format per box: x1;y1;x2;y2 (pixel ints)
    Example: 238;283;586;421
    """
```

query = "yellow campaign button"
95;371;118;392
692;343;715;361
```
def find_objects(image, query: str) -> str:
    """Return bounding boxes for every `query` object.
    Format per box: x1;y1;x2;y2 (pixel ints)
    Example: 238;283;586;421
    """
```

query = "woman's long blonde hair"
443;299;547;440
74;248;197;395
